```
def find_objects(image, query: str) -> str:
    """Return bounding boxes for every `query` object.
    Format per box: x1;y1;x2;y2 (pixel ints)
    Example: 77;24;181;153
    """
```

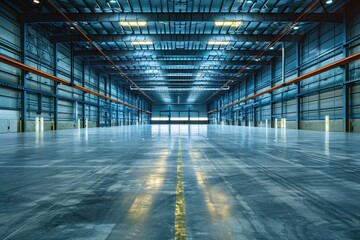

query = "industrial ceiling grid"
16;0;345;104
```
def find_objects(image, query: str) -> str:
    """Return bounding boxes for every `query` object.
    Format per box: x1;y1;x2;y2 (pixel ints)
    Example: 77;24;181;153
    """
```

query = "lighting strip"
214;21;243;27
208;40;230;45
119;21;147;27
131;41;153;45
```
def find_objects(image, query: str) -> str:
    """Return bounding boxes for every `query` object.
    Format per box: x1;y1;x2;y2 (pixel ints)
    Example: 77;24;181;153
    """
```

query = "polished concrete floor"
0;125;359;240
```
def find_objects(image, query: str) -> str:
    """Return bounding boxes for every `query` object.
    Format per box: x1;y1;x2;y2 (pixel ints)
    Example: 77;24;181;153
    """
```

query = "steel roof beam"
109;77;233;82
136;83;225;86
21;13;343;23
51;34;301;43
85;60;269;66
75;49;282;56
103;69;254;74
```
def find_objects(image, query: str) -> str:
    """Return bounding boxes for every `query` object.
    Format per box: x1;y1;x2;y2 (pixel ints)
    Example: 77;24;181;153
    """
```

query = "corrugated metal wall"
0;3;150;133
209;2;360;132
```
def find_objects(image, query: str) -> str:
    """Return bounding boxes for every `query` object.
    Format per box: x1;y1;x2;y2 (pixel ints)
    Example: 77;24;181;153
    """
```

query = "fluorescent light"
109;0;117;3
325;0;333;4
33;0;40;3
131;41;153;45
246;0;253;3
120;21;147;27
208;40;230;45
269;46;274;50
215;21;243;27
293;26;299;30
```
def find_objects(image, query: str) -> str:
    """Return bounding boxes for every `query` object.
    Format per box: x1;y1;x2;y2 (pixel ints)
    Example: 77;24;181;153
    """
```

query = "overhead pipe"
0;54;152;112
208;51;360;114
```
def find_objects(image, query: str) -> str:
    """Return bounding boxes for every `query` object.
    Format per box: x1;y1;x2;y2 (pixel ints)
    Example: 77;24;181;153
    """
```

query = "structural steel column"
70;43;74;85
53;43;58;130
20;23;27;132
97;74;101;127
296;42;301;130
252;74;256;127
123;86;126;124
108;76;112;126
281;43;286;120
270;59;275;127
116;83;119;125
82;62;86;128
138;97;141;124
219;98;221;123
343;7;350;132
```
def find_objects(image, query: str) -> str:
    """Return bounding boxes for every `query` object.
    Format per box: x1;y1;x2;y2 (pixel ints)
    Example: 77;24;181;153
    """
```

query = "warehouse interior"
0;0;359;239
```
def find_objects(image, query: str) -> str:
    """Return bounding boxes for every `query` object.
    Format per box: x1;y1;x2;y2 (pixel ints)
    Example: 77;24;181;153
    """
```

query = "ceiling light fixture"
109;0;117;3
33;0;40;3
120;21;147;27
269;46;274;50
131;41;153;45
246;0;253;3
293;26;300;30
208;40;230;45
325;0;333;4
214;21;243;27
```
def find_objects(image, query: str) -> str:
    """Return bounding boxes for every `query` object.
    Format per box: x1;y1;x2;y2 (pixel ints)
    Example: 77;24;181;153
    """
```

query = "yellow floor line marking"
175;137;186;240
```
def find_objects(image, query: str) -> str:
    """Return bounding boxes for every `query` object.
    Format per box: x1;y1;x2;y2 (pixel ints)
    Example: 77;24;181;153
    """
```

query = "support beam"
20;23;27;132
85;59;270;66
343;84;350;132
296;42;301;130
97;74;101;127
74;49;282;57
252;74;256;127
70;43;74;85
343;8;350;132
82;62;86;128
109;76;112;127
110;77;238;82
134;83;225;87
50;34;302;43
123;86;126;124
270;59;275;127
103;68;254;75
21;13;343;23
53;42;58;130
116;83;119;126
